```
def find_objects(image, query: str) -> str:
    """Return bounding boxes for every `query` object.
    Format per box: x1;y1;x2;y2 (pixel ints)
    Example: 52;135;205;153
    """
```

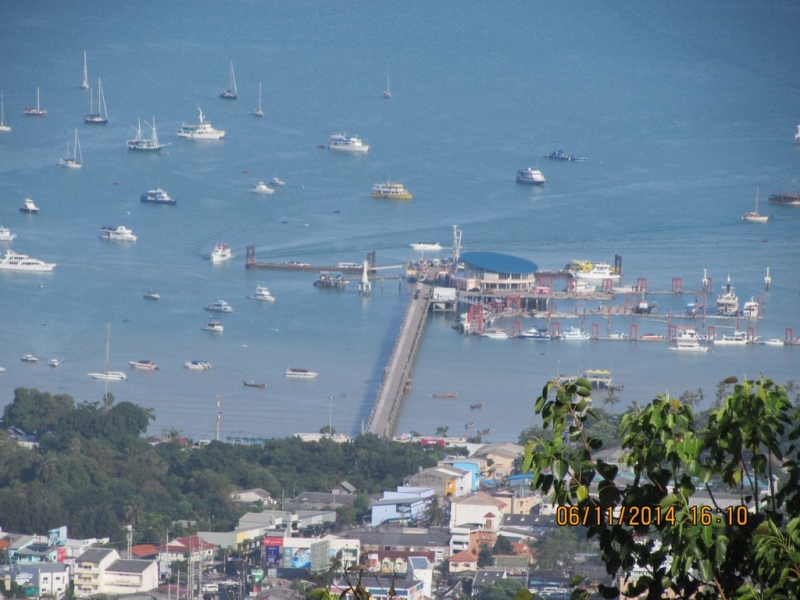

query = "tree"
492;534;514;555
521;375;800;599
477;543;493;568
436;426;449;437
472;578;524;600
424;495;446;526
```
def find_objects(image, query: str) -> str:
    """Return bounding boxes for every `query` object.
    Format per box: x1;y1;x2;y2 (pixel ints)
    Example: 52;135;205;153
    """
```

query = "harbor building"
450;251;538;293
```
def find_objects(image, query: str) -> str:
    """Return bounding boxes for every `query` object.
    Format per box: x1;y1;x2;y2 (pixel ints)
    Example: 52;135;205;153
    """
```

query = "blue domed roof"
460;251;538;274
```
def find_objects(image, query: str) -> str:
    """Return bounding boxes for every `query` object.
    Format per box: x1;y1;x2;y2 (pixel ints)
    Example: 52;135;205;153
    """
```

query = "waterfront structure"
451;251;538;293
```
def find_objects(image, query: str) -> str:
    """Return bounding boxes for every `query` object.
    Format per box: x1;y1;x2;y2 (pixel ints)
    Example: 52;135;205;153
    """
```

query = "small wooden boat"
243;380;266;388
477;427;490;435
470;402;484;409
431;392;458;398
464;420;475;429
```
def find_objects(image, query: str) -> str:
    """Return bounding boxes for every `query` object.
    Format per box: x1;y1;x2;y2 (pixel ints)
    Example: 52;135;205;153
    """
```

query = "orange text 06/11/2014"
555;504;750;528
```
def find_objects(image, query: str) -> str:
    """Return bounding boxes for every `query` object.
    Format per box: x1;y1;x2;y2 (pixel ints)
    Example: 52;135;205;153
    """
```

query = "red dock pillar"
672;278;683;293
786;328;795;344
591;323;599;339
637;278;648;293
552;322;562;338
629;323;638;340
513;321;522;337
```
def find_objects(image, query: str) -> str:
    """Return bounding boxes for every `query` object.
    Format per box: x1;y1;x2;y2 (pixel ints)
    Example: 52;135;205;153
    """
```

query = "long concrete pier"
366;284;431;438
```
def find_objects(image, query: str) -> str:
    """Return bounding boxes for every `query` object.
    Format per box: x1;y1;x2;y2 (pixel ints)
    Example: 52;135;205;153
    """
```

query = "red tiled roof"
131;544;158;557
448;550;478;563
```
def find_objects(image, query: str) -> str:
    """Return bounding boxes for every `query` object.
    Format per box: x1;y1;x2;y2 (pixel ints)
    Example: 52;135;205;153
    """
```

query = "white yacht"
20;198;39;214
410;242;442;252
285;368;318;378
100;225;137;241
21;354;38;363
372;181;412;199
567;260;622;281
0;250;56;272
516;167;546;184
128;360;159;370
0;226;16;242
248;285;276;302
714;331;751;345
251;181;275;195
88;371;127;381
143;290;161;300
203;320;224;332
271;177;285;186
140;188;176;204
205;299;233;313
185;360;212;370
177;108;225;140
48;358;60;367
716;275;739;316
742;298;760;319
84;78;109;124
668;329;708;353
562;327;591;340
128;117;169;151
58;129;83;168
210;243;233;263
328;133;369;153
481;330;509;339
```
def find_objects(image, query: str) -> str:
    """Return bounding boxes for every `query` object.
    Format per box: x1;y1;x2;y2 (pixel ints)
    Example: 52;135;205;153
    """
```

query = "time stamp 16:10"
556;505;750;528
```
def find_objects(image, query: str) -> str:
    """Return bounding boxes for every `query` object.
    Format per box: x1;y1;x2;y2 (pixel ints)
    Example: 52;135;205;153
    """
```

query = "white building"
12;563;69;598
370;487;435;526
73;548;158;597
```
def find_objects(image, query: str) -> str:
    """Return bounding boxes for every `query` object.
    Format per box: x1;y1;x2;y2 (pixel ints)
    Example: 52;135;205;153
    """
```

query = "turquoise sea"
1;1;799;443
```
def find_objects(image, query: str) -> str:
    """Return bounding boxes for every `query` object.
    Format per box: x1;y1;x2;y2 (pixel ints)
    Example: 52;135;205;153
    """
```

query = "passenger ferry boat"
328;133;369;153
0;226;16;242
714;331;751;345
516;167;546;184
371;181;412;200
185;360;212;370
20;198;39;214
285;368;318;379
177;108;225;140
716;276;739;316
128;117;169;151
205;300;233;313
210;243;233;263
0;250;56;272
668;329;708;353
88;371;127;381
140;188;176;204
100;225;137;241
567;259;621;280
128;360;159;370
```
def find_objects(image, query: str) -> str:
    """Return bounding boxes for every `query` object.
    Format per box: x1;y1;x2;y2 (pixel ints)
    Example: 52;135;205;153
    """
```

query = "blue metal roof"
461;251;538;274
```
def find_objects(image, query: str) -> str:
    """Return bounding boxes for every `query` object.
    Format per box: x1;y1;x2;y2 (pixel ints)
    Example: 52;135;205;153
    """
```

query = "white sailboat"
220;61;238;99
88;322;127;381
742;187;769;222
383;72;391;99
23;87;46;116
79;50;89;89
252;82;264;117
59;129;83;169
0;91;10;132
127;116;169;151
84;78;108;124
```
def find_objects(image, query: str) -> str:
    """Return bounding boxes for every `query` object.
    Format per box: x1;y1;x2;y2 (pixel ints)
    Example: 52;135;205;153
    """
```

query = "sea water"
0;1;799;443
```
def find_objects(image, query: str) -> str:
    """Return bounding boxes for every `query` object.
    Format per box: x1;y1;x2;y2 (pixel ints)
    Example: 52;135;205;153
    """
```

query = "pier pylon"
359;260;371;296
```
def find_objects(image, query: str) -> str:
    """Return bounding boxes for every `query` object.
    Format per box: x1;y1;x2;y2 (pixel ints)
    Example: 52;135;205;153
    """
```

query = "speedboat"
481;329;508;339
410;242;442;252
516;167;546;184
143;290;160;300
668;329;708;353
519;327;551;340
176;108;225;140
371;181;412;200
248;285;276;302
328;133;369;153
140;188;176;204
185;360;212;370
21;354;38;363
714;331;750;345
716;275;739;316
562;327;591;340
88;371;127;381
48;358;60;367
251;181;275;195
210;244;233;263
764;338;785;346
640;333;664;341
128;360;159;370
203;320;224;332
205;300;233;313
100;225;137;241
285;368;318;378
0;226;16;242
567;260;621;280
0;250;56;272
271;177;285;186
20;198;39;214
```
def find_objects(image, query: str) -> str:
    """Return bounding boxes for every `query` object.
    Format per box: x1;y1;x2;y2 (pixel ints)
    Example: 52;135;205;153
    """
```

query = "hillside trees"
522;375;800;599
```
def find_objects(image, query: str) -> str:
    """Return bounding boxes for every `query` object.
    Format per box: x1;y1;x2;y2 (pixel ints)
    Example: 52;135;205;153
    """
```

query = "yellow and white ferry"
371;181;412;200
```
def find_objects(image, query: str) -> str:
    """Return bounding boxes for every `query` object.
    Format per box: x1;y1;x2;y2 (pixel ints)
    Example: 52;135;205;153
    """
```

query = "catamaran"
79;50;89;89
127;116;169;151
220;61;238;99
84;78;109;124
0;91;10;132
58;129;83;168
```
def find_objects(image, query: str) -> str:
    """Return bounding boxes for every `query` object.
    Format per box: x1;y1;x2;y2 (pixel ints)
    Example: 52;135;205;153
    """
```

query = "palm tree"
435;426;449;437
680;390;699;407
36;453;57;484
603;389;620;410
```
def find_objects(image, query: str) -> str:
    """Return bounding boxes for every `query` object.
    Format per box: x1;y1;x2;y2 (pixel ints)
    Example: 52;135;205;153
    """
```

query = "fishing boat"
477;428;490;435
285;368;318;378
252;82;264;117
716;275;739;316
464;420;475;429
79;50;89;89
88;323;127;381
383;72;391;99
251;181;275;195
20;198;40;214
128;117;169;151
220;61;238;99
243;380;267;388
23;87;46;116
177;108;225;140
128;360;159;370
143;290;160;300
0;226;17;242
210;243;233;263
431;392;458;398
742;188;769;222
371;181;412;199
328;133;369;153
58;129;83;169
84;78;109;124
0;91;10;132
668;329;708;353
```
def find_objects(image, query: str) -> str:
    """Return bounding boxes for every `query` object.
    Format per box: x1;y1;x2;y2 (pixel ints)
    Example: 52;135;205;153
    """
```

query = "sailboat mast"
81;51;89;89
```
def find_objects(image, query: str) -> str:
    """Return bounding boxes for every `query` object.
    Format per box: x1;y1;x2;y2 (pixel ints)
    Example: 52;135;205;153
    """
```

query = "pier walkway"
367;284;431;438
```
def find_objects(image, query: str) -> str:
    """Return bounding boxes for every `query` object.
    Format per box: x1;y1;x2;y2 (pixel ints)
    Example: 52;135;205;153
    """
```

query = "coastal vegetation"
0;388;448;544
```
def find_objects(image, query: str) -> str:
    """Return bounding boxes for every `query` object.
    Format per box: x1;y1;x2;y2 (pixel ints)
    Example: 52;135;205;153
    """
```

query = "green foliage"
472;578;524;600
522;376;800;599
477;543;494;568
492;534;514;555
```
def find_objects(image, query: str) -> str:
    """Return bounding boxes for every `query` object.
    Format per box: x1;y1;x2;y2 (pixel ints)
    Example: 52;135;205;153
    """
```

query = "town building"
73;548;158;597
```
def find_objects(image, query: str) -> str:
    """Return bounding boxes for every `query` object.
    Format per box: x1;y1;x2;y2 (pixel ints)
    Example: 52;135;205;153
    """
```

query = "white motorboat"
668;329;708;353
0;90;11;132
519;327;551;340
23;87;46;116
328;133;369;153
58;129;83;168
271;177;285;186
21;354;38;363
20;198;39;214
716;275;739;316
516;167;546;184
562;327;591;340
248;285;276;302
285;368;318;379
203;320;224;332
0;250;55;272
88;323;126;381
205;300;233;313
763;339;785;346
372;181;412;199
742;188;769;222
143;290;160;300
140;188;176;204
128;117;169;151
252;82;264;117
410;242;442;252
84;78;109;124
481;329;508;339
128;360;159;370
100;225;137;241
742;298;760;319
48;358;60;367
185;360;212;370
0;226;16;242
210;243;233;263
177;108;225;140
714;331;751;345
567;260;622;281
251;181;275;195
220;61;238;99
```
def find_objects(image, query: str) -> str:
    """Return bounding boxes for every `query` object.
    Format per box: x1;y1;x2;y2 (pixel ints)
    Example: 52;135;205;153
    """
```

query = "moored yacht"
0;226;16;242
100;225;137;241
210;243;233;263
128;117;169;151
88;371;127;381
177;108;225;140
285;368;318;378
248;285;276;302
271;177;285;186
202;320;224;332
516;167;546;184
716;275;739;316
714;330;751;345
0;249;56;272
371;181;412;199
205;299;233;313
742;298;760;319
668;329;708;353
128;360;159;370
519;327;551;340
140;188;176;204
251;181;275;195
21;354;38;363
561;327;591;340
20;198;39;213
143;290;160;300
23;87;46;116
185;360;212;370
328;133;369;153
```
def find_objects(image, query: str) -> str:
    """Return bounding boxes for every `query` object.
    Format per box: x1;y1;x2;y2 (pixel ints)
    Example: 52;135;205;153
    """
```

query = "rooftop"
460;252;538;274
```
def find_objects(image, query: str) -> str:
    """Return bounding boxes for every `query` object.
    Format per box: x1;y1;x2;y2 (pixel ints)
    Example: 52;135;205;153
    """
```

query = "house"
364;550;436;576
340;526;451;565
331;568;427;600
130;544;159;559
1;563;69;598
333;481;357;495
449;491;507;529
472;443;525;479
230;488;275;505
448;550;478;574
438;457;485;491
73;548;158;597
308;536;360;571
158;535;217;574
404;465;471;498
370;487;434;526
284;492;358;511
